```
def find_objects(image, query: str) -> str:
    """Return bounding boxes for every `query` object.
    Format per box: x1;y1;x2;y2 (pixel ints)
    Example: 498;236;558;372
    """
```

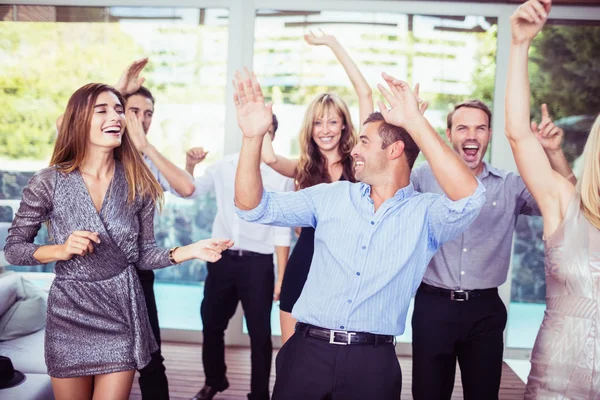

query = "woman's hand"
59;231;101;260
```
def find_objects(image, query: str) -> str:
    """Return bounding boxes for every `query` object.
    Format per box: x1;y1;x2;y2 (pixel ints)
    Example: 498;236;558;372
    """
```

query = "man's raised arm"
377;73;479;200
234;69;274;210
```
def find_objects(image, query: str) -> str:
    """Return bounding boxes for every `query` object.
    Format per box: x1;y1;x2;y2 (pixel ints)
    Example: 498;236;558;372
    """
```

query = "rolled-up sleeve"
235;186;322;228
427;180;486;251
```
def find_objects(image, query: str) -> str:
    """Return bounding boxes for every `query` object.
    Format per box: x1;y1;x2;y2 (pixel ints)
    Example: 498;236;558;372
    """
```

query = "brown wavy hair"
295;93;357;189
50;83;163;206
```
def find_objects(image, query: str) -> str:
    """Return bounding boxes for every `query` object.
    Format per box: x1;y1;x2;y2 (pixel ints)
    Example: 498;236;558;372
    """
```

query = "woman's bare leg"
51;376;94;400
280;310;297;345
92;370;136;400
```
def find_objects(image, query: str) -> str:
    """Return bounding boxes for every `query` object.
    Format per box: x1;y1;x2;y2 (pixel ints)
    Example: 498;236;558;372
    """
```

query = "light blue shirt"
235;180;486;335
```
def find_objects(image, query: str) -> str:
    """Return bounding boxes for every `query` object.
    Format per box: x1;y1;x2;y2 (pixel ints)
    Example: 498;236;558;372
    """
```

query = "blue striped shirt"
235;180;486;335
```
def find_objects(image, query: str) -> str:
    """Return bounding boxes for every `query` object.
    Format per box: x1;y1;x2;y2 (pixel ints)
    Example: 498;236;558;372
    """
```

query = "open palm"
233;70;273;139
115;58;148;95
377;73;422;129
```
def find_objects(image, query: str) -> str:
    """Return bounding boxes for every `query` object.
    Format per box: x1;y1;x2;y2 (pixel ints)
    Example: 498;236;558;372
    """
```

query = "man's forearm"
144;144;196;197
406;116;478;200
546;148;576;184
235;137;265;210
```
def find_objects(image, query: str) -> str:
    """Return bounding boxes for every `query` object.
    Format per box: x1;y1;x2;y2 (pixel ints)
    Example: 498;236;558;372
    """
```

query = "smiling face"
88;90;126;150
311;108;345;153
351;121;389;184
446;106;492;174
125;94;154;134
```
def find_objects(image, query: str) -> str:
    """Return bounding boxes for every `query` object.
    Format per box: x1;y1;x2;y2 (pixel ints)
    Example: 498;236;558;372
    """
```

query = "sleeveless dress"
525;194;600;398
4;162;173;378
279;176;347;313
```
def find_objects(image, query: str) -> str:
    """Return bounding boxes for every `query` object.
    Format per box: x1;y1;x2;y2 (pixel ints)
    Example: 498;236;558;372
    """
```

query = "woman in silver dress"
506;0;600;397
4;83;233;400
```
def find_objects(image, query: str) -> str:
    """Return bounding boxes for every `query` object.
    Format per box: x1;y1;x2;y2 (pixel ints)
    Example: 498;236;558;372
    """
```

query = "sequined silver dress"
4;162;173;378
525;194;600;398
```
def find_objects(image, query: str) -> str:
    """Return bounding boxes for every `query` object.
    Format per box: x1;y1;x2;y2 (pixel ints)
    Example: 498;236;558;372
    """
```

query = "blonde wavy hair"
295;93;357;189
577;113;600;229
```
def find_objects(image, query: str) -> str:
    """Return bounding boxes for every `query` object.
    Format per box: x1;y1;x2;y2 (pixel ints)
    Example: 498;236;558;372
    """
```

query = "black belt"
295;323;395;346
224;249;270;257
419;283;497;301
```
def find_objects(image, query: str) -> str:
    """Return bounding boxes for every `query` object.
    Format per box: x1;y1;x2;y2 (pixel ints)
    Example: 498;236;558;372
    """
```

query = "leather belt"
295;323;395;346
224;249;270;257
419;283;497;301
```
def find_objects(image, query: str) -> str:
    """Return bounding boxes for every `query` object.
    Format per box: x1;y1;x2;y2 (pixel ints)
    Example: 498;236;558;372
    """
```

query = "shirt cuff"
443;179;486;213
234;189;269;222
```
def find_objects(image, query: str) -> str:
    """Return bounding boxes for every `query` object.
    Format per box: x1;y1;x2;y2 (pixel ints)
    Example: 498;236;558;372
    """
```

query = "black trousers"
411;285;507;400
272;330;402;400
201;252;274;400
137;269;170;400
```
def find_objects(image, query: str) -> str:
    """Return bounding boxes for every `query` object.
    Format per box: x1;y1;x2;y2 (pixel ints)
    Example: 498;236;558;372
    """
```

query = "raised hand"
532;103;563;152
60;231;101;260
510;0;551;44
115;58;148;96
126;110;150;152
186;147;209;169
304;29;335;46
376;72;423;129
190;238;234;263
233;69;273;139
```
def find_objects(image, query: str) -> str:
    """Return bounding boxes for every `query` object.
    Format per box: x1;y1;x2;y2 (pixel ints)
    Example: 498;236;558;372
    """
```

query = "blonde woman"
505;0;600;397
4;83;232;399
261;31;371;343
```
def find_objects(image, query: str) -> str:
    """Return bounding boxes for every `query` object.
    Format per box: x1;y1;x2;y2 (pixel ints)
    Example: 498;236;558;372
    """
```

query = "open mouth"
462;142;480;161
318;136;334;144
354;160;364;169
102;125;122;137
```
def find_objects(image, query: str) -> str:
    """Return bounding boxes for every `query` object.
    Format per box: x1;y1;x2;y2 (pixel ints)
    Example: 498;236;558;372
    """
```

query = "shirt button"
347;299;352;304
340;326;345;329
362;245;366;250
463;248;468;252
370;221;375;225
461;271;465;275
356;272;361;276
492;201;497;206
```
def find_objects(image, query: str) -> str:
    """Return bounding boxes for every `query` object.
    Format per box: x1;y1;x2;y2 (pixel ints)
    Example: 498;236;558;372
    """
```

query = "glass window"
0;5;229;331
251;9;497;338
507;19;600;349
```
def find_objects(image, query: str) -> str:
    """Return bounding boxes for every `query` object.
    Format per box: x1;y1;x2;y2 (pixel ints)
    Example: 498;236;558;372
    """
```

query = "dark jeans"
412;285;507;400
272;330;402;400
137;269;170;400
201;252;274;400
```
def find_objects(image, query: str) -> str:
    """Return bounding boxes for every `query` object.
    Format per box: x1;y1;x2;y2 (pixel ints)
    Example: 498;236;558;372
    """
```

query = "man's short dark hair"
447;99;492;130
271;114;278;137
363;112;420;169
124;86;155;107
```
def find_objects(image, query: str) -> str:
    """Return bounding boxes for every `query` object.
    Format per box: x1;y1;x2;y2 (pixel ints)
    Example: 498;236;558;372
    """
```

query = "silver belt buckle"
450;290;469;301
329;330;355;345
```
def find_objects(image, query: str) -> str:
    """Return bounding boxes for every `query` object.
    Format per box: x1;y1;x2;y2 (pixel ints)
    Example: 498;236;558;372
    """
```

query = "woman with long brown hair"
261;31;373;343
4;83;233;399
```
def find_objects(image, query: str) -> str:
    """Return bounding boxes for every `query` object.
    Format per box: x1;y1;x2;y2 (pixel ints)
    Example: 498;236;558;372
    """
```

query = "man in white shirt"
186;116;293;400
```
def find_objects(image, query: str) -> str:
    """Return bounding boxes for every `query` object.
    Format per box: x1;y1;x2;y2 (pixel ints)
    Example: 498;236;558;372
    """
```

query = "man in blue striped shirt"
233;70;486;400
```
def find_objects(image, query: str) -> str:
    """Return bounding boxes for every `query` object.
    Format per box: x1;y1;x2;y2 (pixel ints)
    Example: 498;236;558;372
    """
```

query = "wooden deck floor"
130;342;525;399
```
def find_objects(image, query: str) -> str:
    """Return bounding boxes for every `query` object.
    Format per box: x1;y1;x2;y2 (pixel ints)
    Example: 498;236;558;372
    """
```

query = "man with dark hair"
185;113;292;400
410;99;575;399
233;70;485;399
114;59;199;400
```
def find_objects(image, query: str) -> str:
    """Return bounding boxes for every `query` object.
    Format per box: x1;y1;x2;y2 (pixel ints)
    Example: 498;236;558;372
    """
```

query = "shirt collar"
360;182;415;200
478;161;502;179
